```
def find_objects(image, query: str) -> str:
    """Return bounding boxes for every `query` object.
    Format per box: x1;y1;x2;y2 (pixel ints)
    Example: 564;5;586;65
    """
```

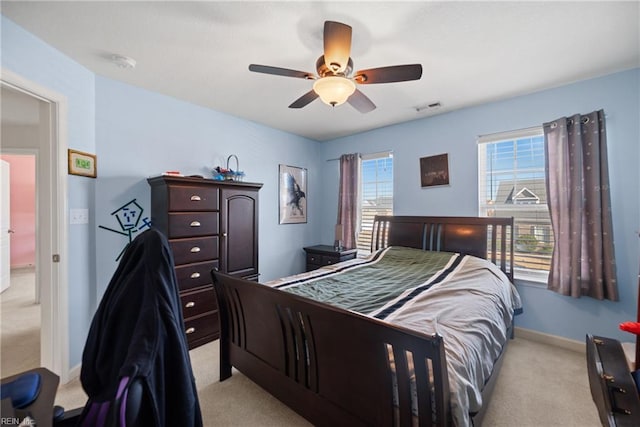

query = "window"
478;128;554;282
357;152;393;251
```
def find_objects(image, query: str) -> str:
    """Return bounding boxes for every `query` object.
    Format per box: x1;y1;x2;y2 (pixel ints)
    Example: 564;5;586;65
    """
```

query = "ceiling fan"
248;21;423;113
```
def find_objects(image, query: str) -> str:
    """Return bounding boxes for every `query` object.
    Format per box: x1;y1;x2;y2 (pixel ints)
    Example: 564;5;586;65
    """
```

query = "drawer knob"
190;272;201;279
185;301;195;308
186;327;196;334
190;221;201;227
190;246;201;253
190;195;201;201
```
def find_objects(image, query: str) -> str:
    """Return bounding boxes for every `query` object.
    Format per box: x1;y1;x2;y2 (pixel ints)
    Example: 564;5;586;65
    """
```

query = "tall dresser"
147;175;262;349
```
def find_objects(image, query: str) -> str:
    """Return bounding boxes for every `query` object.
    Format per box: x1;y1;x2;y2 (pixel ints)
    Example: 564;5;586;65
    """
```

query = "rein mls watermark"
1;416;36;425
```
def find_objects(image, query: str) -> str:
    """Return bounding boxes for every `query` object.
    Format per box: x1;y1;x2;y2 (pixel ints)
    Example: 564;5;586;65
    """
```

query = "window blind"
357;152;393;252
477;128;554;281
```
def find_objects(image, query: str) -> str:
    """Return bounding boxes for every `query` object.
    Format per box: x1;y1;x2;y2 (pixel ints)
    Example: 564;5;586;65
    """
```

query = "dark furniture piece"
303;244;357;271
587;334;640;426
212;215;514;426
148;175;262;349
1;368;59;427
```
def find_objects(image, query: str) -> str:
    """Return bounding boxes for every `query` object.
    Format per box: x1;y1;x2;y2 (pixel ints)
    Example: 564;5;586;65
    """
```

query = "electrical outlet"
70;208;89;224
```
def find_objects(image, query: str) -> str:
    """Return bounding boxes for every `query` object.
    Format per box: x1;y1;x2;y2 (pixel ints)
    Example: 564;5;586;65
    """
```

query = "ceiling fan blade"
348;89;376;113
289;90;319;109
323;21;352;73
249;64;314;79
354;64;423;84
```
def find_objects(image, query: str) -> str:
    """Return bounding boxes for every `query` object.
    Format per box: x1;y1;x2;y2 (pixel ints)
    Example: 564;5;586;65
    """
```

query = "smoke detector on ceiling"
111;54;136;70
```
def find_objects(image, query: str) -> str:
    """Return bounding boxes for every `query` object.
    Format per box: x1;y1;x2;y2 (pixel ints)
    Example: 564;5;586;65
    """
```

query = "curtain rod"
477;112;610;143
326;150;393;162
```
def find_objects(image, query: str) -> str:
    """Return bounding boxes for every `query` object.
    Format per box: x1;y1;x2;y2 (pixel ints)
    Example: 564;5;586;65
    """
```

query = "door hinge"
52;254;60;263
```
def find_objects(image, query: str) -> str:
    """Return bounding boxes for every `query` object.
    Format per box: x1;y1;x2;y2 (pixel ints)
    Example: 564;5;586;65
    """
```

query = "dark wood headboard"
372;216;514;282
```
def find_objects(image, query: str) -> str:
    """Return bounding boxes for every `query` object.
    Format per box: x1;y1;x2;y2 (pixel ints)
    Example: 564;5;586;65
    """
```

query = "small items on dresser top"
213;154;245;181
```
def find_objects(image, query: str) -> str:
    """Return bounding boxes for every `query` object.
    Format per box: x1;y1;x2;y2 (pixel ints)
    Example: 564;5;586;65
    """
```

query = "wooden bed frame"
211;216;514;426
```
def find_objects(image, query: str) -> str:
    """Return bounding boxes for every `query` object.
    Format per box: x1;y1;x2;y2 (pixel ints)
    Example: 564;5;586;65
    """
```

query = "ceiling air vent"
415;102;442;113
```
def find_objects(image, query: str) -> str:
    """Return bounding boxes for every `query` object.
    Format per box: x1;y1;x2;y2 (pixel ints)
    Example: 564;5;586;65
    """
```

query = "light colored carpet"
186;338;604;427
482;338;600;426
1;267;40;377
2;269;602;426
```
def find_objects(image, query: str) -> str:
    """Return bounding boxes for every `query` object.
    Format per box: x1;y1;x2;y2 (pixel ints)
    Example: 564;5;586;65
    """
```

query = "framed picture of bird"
279;164;307;224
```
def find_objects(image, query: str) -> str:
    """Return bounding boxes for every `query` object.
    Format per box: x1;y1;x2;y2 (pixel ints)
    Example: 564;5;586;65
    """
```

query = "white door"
1;159;10;292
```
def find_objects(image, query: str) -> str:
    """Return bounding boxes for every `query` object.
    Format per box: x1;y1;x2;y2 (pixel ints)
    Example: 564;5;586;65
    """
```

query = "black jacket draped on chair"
80;228;203;426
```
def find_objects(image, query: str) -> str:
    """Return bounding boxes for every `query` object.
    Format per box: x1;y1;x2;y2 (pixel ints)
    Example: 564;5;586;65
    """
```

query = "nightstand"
303;245;358;272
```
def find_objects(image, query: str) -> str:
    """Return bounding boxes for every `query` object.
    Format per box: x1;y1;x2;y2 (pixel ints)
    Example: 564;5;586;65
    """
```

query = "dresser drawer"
184;312;219;349
303;246;358;272
306;253;340;266
170;236;219;265
168;212;219;238
180;286;217;318
175;260;219;291
168;185;219;212
306;253;321;265
322;255;338;266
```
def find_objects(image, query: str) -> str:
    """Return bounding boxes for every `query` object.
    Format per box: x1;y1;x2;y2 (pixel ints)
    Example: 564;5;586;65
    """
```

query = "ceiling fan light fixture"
313;76;356;107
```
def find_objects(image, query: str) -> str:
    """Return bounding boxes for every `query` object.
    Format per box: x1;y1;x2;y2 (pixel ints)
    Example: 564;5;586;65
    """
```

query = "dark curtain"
543;109;618;300
337;153;360;249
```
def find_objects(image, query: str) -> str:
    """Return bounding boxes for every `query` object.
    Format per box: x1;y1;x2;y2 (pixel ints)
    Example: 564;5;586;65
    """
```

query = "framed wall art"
420;153;449;188
279;164;307;224
68;149;97;178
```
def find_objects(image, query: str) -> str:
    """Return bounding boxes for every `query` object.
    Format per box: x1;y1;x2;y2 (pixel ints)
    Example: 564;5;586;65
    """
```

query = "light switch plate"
70;208;89;224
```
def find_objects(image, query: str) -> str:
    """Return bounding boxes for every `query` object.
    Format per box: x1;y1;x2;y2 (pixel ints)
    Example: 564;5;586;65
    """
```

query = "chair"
1;229;203;426
1;367;60;427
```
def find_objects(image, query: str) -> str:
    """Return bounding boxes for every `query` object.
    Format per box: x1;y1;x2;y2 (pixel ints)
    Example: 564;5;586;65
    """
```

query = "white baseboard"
515;327;585;354
516;328;639;370
10;265;35;272
65;363;81;384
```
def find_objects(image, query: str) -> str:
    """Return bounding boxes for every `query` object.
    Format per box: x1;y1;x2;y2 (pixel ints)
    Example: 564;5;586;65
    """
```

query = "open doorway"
0;71;69;381
0;153;38;376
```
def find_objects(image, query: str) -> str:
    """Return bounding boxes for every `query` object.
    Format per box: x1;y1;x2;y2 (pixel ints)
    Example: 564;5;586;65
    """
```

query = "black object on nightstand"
303;245;357;272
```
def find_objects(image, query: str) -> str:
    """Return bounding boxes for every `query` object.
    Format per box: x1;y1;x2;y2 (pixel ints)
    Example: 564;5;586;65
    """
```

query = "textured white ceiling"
2;1;639;141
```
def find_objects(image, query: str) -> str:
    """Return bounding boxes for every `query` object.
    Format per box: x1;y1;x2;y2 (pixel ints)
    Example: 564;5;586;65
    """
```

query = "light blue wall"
320;68;640;343
94;77;322;294
1;16;96;367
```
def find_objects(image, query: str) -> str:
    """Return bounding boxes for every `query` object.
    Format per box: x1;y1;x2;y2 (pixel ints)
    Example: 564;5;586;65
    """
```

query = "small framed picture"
68;149;97;178
420;153;449;187
279;164;307;224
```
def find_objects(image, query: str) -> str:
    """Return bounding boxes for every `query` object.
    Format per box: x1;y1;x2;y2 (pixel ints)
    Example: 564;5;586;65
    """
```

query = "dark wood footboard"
212;271;452;427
